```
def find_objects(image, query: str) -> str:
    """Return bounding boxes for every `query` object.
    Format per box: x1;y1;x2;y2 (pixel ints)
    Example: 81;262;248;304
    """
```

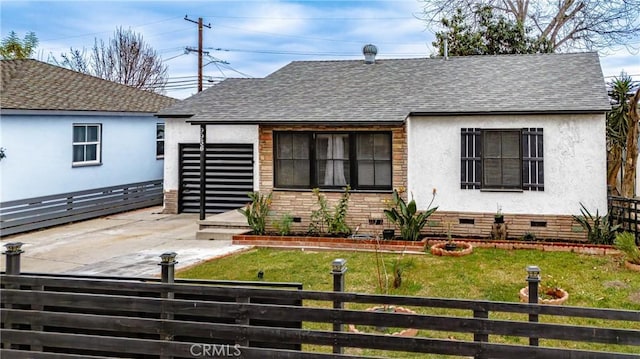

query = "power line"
162;53;187;62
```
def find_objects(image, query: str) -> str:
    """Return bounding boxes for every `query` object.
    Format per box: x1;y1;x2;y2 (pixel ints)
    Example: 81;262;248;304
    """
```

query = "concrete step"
196;227;251;241
198;210;249;229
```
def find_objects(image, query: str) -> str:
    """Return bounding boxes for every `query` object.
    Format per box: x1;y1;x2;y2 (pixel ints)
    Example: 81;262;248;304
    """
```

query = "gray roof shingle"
158;52;610;123
1;59;177;113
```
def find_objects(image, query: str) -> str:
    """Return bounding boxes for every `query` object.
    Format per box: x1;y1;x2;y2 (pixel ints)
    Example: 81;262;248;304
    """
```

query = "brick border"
232;234;621;256
233;234;428;253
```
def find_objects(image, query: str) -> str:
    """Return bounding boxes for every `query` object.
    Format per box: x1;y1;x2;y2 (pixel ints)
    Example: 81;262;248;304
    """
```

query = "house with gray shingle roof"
157;49;610;241
0;59;177;205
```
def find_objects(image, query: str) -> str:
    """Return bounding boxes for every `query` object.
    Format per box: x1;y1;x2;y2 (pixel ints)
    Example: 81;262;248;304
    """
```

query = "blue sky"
2;0;639;99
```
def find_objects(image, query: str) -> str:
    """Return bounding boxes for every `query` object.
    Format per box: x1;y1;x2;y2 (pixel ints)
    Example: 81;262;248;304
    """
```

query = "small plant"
522;232;536;241
308;186;351;236
572;202;620;244
373;232;413;295
614;232;640;265
539;275;566;300
237;192;272;235
444;221;457;250
494;204;504;223
273;213;294;236
384;188;437;241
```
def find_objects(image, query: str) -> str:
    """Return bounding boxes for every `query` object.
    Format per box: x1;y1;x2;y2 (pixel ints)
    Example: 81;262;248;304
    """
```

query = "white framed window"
73;124;101;166
156;123;165;159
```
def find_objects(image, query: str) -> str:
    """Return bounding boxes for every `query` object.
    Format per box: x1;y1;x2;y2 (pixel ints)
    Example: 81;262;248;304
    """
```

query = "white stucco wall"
407;113;607;216
0;112;163;202
163;118;259;192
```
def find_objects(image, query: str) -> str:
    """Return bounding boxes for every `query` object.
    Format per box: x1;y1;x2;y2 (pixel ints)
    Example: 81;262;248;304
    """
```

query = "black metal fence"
0;179;163;237
2;245;639;359
608;195;640;245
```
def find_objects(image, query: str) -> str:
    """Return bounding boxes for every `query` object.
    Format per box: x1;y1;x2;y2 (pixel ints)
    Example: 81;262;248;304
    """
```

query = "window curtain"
319;134;347;186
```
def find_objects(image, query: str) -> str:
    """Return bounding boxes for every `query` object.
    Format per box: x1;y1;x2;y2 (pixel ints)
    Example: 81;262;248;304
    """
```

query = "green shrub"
572;203;620;245
274;213;294;236
614;232;640;264
308;186;351;236
384;189;437;241
237;192;272;235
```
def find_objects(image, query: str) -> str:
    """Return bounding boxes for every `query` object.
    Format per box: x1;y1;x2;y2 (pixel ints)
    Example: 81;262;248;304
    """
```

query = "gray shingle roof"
158;52;610;123
1;59;177;113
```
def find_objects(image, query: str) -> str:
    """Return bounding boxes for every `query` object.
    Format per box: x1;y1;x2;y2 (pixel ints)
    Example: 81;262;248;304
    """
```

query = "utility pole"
184;15;211;92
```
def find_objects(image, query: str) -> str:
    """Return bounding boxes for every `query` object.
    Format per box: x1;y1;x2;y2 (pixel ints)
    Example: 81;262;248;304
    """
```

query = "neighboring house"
0;59;177;235
157;49;610;240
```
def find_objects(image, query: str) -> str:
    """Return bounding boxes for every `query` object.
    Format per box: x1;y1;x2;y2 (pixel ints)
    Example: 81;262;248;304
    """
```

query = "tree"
621;87;640;197
606;73;639;196
432;5;551;56
421;0;640;52
54;27;167;93
0;31;38;59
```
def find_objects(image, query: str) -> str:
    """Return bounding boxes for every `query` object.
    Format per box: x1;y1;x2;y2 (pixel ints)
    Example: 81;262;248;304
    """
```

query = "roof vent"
362;44;378;64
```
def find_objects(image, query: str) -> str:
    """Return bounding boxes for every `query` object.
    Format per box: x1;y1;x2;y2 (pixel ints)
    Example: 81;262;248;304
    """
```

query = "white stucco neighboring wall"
407;113;607;215
0;112;163;202
163;118;259;192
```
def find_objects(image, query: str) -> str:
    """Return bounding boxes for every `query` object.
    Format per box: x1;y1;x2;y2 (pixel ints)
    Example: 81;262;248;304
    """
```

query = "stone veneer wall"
259;124;407;233
425;211;587;241
163;189;178;214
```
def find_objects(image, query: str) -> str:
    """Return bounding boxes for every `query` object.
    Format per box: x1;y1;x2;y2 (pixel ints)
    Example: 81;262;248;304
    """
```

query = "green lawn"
180;247;639;309
178;247;640;357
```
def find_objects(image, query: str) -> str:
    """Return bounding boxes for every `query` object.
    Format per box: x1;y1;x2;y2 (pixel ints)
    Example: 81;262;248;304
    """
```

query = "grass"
178;247;640;357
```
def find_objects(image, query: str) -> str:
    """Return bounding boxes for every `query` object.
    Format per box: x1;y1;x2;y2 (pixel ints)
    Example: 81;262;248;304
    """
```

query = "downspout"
199;124;207;220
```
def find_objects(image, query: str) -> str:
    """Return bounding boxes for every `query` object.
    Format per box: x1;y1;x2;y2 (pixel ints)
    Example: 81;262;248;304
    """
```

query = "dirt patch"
629;291;640;304
603;280;630;289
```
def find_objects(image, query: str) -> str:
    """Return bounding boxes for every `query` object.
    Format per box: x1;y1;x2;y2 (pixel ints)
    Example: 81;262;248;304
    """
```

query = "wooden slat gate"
2;273;639;358
179;144;254;214
0;180;163;237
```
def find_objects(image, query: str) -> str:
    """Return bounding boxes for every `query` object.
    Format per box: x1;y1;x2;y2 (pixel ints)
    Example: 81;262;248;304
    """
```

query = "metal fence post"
2;242;24;350
331;258;347;354
4;242;23;275
160;252;177;286
526;265;541;347
159;252;177;353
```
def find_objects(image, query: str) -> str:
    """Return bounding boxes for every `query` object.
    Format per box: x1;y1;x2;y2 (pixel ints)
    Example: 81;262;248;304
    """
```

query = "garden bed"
232;234;621;255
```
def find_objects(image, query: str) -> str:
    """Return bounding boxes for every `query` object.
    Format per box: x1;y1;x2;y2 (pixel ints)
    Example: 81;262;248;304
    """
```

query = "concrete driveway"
0;206;250;277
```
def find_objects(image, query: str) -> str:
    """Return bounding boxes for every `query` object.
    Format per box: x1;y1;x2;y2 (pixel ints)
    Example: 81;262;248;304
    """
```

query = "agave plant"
384;189;437;241
572;202;620;245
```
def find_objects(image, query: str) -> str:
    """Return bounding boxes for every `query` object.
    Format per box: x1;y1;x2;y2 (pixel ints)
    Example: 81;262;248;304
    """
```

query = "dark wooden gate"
178;144;254;214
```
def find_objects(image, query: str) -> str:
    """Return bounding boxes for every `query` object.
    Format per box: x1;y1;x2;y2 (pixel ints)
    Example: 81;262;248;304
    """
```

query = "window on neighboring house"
73;124;101;166
274;131;392;190
156;123;165;158
461;128;543;191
